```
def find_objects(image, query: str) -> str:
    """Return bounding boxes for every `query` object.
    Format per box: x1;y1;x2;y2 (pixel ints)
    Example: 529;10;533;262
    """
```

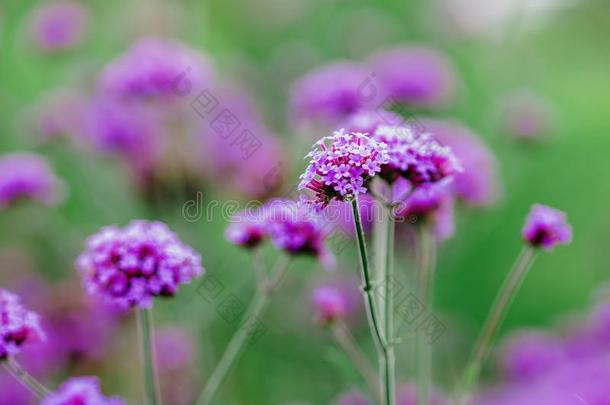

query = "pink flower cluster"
42;376;124;405
0;289;45;361
522;204;572;250
373;125;461;186
28;2;89;53
299;130;389;210
311;286;348;325
76;220;204;309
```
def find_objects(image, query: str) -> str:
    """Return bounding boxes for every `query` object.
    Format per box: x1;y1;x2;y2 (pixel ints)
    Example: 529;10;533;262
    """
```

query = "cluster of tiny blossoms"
76;220;204;310
0;289;45;361
299;129;390;210
373;125;461;185
42;376;124;405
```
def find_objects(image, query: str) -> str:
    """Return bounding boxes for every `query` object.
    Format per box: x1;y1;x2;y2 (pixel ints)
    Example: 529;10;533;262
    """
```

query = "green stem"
460;246;537;402
137;308;160;405
351;197;390;405
3;358;50;399
416;227;436;405
197;256;290;405
383;206;396;405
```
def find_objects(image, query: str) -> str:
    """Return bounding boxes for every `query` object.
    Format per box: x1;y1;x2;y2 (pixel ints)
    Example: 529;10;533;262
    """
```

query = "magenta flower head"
394;181;455;241
341;109;404;135
290;61;371;125
0;289;45;361
225;208;268;249
422;118;500;207
499;330;565;382
368;46;457;107
311;286;348;325
372;125;461;186
42;376;124;405
76;220;204;310
27;2;89;53
522;204;572;250
99;38;212;102
299;129;389;210
0;153;64;209
264;200;333;268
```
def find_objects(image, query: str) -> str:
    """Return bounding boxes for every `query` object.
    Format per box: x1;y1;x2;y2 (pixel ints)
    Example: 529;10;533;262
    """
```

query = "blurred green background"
1;0;610;403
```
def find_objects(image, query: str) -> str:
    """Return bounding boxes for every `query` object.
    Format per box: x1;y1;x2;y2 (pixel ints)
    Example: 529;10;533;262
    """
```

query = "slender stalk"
3;358;50;399
137;308;160;405
460;246;537;402
331;321;379;396
351;197;390;405
197;256;290;405
383;205;396;405
416;226;436;405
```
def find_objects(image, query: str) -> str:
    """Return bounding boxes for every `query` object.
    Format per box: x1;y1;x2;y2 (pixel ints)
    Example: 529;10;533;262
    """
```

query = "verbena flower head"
373;125;461;185
341;109;404;135
42;376;124;405
99;38;211;102
422;118;500;207
500;330;565;382
290;62;370;124
522;204;572;250
225;208;268;249
0;153;64;209
299;130;389;210
311;286;348;325
264;200;333;267
368;46;456;107
0;289;45;361
394;181;455;241
76;220;204;310
28;2;89;53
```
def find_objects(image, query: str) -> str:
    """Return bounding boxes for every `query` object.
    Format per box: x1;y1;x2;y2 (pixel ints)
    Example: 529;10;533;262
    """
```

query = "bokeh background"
1;0;609;403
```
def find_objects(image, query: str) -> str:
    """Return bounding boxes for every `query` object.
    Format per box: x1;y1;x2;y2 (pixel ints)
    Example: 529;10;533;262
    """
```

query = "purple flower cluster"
226;201;333;267
0;153;63;209
42;376;124;405
27;2;89;53
373;125;461;186
299;130;389;210
99;38;212;102
0;289;45;361
311;286;348;325
368;46;456;107
76;220;204;309
522;204;572;250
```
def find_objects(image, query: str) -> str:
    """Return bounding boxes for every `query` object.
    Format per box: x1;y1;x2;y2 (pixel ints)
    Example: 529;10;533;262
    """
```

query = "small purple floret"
522;204;572;250
42;376;124;405
0;289;45;361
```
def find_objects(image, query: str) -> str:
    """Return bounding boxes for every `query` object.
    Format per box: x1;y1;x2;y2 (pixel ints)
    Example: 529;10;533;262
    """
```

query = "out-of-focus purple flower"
299;130;389;210
28;2;89;53
99;38;212;102
499;330;565;382
225;208;268;249
396;382;450;405
334;389;373;405
42;376;124;405
76;220;204;310
290;62;371;124
155;327;195;373
500;90;553;142
341;109;404;135
31;89;86;141
81;97;161;177
0;372;31;405
421;118;500;207
0;153;64;209
311;286;348;324
394;181;455;241
522;204;572;250
373;125;461;185
324;193;378;237
0;289;45;361
264;200;333;268
368;47;456;107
